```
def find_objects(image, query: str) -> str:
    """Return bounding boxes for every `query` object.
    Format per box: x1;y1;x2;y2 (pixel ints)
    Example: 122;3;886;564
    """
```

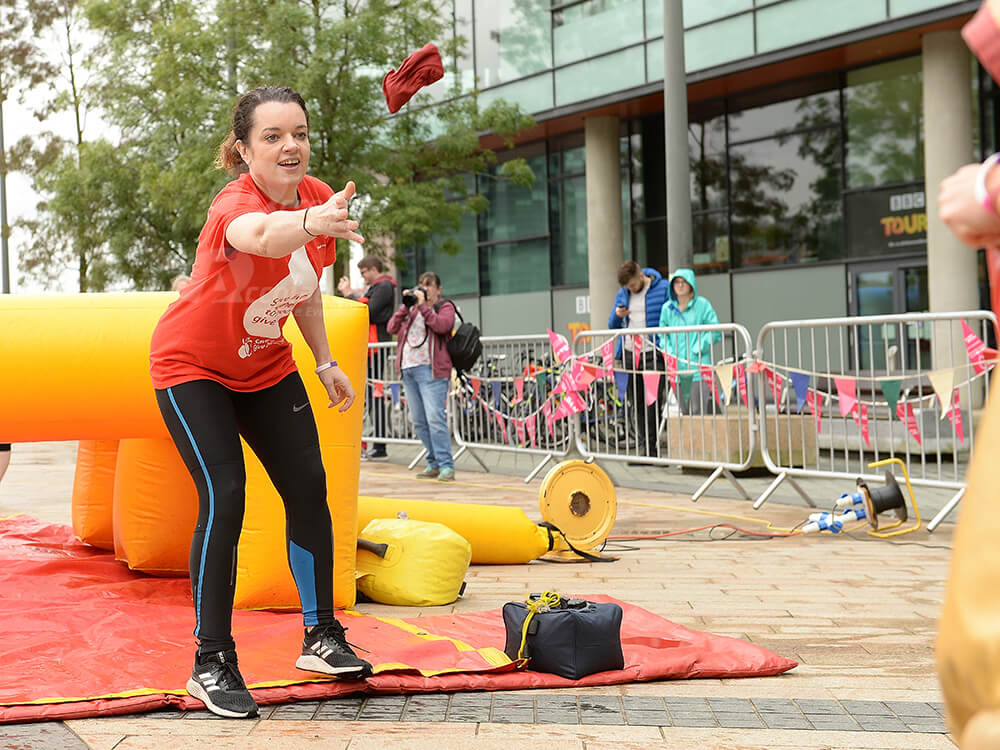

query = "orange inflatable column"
113;438;198;576
233;297;367;611
71;440;119;551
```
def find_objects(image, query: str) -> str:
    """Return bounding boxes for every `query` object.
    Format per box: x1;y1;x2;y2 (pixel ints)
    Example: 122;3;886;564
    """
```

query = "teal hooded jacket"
657;268;721;369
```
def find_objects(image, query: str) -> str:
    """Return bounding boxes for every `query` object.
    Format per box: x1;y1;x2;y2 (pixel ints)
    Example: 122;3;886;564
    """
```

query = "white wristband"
314;360;338;374
975;153;1000;215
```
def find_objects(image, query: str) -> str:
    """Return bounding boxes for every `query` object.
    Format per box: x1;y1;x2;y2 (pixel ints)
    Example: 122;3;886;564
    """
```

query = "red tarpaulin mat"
0;515;796;724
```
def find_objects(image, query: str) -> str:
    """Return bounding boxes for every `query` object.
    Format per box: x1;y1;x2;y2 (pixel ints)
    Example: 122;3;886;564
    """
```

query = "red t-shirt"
149;173;337;391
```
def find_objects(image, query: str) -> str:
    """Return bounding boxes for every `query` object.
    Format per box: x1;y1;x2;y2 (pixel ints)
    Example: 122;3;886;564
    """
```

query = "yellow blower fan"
539;460;618;562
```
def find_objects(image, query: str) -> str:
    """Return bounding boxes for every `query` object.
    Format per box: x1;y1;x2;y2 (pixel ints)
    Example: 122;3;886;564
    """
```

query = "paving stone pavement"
0;441;961;749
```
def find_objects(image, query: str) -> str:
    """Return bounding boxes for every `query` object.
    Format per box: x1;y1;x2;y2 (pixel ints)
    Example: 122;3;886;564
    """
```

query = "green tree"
8;0;114;291
24;0;534;290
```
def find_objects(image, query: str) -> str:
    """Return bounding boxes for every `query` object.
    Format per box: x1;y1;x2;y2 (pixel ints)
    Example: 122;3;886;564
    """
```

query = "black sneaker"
186;650;259;718
296;621;372;677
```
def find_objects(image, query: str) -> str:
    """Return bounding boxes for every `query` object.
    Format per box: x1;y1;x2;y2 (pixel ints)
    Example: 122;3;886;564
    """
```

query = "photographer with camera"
387;272;457;481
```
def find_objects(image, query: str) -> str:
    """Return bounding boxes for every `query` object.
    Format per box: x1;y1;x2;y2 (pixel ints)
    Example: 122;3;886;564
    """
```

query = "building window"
474;0;552;88
478;148;550;294
845;56;924;189
549;142;589;287
551;0;645;68
410;211;480;296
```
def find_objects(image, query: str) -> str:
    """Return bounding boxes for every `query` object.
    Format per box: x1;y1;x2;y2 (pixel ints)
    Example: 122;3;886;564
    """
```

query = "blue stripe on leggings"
288;540;319;627
166;387;215;640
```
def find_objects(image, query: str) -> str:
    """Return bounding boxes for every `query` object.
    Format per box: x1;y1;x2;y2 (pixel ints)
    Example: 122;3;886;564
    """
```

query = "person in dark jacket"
339;255;396;459
387;271;457;481
608;261;669;458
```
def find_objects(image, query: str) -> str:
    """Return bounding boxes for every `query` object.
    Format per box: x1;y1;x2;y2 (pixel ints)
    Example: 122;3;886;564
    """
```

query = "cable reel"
538;460;618;562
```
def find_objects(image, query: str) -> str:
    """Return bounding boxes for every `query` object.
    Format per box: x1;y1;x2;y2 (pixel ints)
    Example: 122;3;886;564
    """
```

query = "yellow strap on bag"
516;591;565;664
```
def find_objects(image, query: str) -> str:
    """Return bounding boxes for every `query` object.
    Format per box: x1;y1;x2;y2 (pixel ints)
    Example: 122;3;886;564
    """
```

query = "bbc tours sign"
846;185;926;258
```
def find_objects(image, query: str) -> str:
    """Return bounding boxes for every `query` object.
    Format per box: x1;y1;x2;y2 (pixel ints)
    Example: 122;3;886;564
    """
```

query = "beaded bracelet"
314;360;338;374
975;152;1000;215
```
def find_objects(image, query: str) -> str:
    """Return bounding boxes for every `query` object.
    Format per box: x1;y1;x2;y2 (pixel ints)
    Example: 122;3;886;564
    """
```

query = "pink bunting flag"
962;320;989;375
600;340;615;374
642;371;662;405
897;402;922;445
735;362;749;408
514;417;526;446
632;336;643;370
946;388;964;444
469;377;481;395
579;362;604;387
804;389;822;434
764;367;785;410
834;377;857;418
373;381;384;398
542;400;555;436
512;377;524;405
548;328;572;363
551;369;577;395
494;412;508;442
525;414;537;448
700;365;721;406
563;391;587;416
852;402;871;448
664;353;678;395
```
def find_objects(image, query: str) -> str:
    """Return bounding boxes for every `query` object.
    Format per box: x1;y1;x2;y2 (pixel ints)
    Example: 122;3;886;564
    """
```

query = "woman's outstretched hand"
304;181;365;244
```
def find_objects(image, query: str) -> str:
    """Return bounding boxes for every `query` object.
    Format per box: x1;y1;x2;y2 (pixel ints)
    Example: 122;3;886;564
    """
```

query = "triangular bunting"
491;381;501;409
735;362;750;408
514;417;526;446
881;379;902;417
834;377;857;418
789;371;810;414
764;367;785;410
946;389;964;444
600;340;615;374
373;381;385;398
897;401;922;445
700;365;721;406
535;372;547;398
389;383;400;405
469;377;481;395
927;369;954;418
716;364;735;405
525;414;537;449
548;329;572;363
614;370;629;400
664;354;678;396
804;389;822;434
512;377;524;405
962;320;989;375
642;371;662;406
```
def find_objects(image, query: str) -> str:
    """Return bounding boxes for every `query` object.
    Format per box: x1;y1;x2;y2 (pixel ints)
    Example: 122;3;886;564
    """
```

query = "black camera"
402;287;427;307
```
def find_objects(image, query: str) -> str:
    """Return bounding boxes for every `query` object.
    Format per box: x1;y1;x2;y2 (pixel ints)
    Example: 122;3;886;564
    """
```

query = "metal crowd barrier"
573;325;757;501
362;341;426;467
449;334;574;482
753;310;996;530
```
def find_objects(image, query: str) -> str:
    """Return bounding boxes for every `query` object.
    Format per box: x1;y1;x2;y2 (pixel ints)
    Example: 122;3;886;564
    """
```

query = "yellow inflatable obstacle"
0;292;367;609
357;460;619;566
71;440;119;551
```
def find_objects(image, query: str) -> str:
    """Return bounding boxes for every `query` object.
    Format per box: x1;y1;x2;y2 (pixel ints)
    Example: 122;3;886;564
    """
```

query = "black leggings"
155;373;334;655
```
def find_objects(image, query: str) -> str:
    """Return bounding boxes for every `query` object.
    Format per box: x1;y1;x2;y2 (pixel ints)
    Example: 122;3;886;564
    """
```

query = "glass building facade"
397;0;984;336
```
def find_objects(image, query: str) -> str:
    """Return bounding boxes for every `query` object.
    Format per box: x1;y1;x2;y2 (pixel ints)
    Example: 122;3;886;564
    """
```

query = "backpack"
436;300;482;373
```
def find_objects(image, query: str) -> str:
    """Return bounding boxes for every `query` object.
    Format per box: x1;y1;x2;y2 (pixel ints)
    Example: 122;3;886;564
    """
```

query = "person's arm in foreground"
293;289;356;412
227;181;364;258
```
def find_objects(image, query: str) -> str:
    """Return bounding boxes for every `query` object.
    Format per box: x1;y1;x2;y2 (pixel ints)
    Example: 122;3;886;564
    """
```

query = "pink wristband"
975;152;1000;215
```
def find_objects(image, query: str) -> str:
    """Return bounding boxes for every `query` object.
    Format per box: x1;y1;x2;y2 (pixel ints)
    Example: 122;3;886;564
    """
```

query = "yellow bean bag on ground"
356;517;471;606
71;440;119;551
937;376;1000;741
